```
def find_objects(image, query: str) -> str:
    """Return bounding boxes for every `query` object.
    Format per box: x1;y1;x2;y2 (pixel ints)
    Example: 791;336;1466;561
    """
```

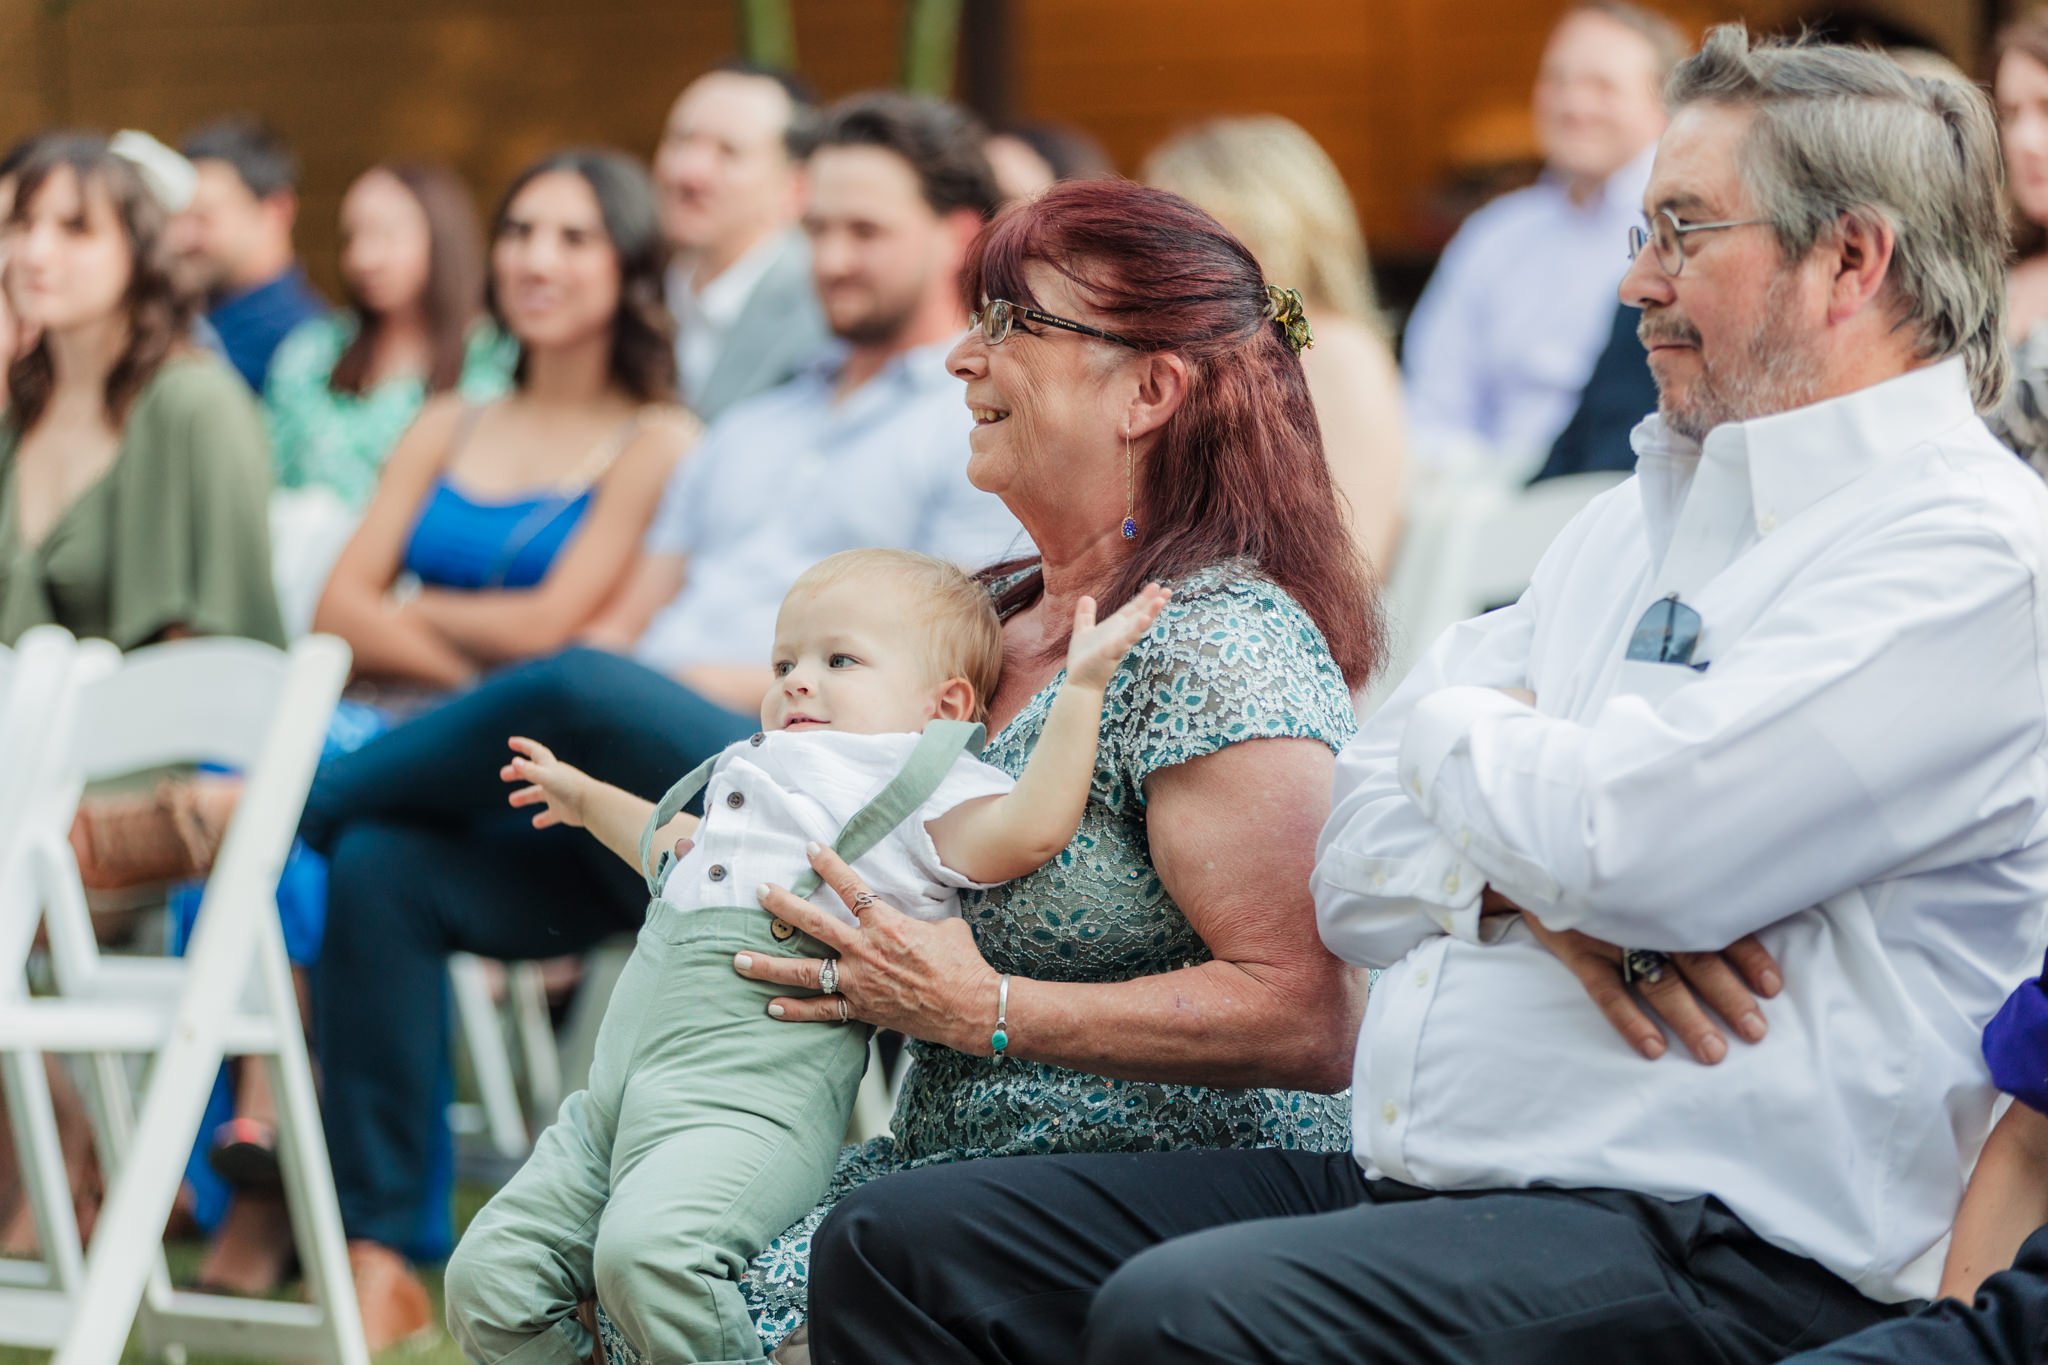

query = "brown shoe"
347;1239;435;1352
70;776;232;890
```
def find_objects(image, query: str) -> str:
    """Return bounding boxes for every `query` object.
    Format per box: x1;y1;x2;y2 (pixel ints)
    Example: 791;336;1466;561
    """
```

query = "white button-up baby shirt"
661;729;1017;925
1315;359;2048;1302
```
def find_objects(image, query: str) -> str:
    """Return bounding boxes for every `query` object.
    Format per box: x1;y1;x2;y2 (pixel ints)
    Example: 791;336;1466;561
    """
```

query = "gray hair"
1667;24;2010;410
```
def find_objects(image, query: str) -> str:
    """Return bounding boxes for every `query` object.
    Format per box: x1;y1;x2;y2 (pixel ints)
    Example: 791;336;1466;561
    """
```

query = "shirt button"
1458;828;1472;847
1442;873;1460;895
1381;1103;1398;1124
1758;512;1778;533
749;732;766;747
1411;778;1424;798
1372;868;1388;888
707;864;728;883
1414;969;1430;987
726;791;745;809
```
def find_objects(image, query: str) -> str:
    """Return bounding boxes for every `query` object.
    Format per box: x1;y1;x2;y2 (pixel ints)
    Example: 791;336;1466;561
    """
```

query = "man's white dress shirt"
668;231;792;407
633;337;1029;675
1315;359;2048;1302
1402;144;1655;469
662;729;1014;923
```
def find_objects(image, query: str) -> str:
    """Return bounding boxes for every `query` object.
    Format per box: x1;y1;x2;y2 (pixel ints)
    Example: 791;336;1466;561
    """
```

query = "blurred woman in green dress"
0;133;281;650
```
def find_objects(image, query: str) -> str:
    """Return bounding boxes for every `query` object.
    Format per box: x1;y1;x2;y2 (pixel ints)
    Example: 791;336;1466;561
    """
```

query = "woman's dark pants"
302;647;756;1252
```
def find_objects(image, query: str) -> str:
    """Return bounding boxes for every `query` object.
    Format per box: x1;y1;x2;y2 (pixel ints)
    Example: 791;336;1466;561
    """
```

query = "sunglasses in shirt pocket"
1616;594;1711;707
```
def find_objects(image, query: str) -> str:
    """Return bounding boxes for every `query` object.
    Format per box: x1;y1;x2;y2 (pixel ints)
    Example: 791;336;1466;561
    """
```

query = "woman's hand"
500;736;593;829
1063;583;1171;690
738;842;1000;1050
1518;907;1782;1063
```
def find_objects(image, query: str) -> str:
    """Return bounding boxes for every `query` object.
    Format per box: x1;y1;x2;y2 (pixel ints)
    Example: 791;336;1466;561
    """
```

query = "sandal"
69;777;227;890
207;1117;282;1191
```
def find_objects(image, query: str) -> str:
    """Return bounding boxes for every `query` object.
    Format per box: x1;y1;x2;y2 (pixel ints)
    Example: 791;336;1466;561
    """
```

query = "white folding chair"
0;634;366;1365
449;953;562;1159
0;627;98;1304
1364;470;1629;716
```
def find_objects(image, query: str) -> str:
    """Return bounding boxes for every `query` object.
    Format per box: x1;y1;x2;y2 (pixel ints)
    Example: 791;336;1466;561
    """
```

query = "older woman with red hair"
704;176;1384;1355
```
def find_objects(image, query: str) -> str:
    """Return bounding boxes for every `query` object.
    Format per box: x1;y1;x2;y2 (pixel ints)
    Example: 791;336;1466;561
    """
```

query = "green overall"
445;721;984;1365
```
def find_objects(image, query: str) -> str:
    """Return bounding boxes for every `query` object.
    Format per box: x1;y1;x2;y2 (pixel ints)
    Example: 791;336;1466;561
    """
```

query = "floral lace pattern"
598;561;1358;1360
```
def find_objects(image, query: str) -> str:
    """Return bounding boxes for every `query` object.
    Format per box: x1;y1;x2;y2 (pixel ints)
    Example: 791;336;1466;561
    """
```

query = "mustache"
1638;313;1702;349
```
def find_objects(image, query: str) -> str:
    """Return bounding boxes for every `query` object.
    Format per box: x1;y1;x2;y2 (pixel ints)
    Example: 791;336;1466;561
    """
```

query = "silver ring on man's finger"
1619;948;1672;986
817;959;839;995
836;997;851;1023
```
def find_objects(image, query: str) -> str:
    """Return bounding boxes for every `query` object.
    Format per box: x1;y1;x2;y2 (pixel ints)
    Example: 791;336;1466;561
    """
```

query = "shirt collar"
1629;357;1980;533
672;228;798;329
1539;140;1657;222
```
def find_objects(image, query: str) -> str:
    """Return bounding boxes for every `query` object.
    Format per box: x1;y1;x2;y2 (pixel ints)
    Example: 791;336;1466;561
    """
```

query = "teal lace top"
599;559;1360;1358
262;315;515;510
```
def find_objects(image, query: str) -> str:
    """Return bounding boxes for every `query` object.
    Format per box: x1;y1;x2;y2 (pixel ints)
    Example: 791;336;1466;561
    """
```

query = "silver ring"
850;890;878;913
1619;948;1672;986
836;998;851;1023
817;959;839;995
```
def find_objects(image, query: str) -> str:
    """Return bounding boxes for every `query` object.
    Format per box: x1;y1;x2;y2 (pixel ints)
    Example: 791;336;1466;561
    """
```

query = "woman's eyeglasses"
970;298;1139;349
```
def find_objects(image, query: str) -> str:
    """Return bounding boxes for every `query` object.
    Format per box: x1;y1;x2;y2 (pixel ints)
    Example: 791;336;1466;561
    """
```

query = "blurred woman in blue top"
172;147;694;1300
311;149;694;696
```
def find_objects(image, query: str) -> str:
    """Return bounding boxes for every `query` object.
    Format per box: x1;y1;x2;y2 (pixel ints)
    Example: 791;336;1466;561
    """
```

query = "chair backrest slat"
72;637;296;778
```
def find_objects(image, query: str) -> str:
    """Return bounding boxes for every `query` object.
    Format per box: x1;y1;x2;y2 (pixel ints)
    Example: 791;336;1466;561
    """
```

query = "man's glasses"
1626;593;1705;668
1626;208;1772;277
969;298;1139;349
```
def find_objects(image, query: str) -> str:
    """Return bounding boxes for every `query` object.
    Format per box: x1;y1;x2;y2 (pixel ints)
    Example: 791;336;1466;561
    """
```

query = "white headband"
108;130;197;213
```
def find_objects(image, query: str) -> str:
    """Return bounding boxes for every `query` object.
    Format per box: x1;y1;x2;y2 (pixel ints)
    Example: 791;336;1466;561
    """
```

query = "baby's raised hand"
501;736;591;829
1065;582;1172;690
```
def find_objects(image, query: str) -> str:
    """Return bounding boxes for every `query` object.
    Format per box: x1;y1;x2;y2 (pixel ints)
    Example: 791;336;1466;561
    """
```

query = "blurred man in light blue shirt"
1402;3;1684;471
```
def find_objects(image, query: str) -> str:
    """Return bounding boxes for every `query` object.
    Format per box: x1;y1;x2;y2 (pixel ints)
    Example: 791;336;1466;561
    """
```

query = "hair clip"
1262;284;1314;356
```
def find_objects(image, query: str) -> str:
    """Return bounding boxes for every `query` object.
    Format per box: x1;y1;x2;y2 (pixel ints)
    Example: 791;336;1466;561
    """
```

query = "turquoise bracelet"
991;973;1011;1062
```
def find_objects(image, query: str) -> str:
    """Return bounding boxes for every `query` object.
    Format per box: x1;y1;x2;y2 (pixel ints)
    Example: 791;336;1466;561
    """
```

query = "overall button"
707;864;728;883
770;918;796;941
749;732;766;746
726;791;745;809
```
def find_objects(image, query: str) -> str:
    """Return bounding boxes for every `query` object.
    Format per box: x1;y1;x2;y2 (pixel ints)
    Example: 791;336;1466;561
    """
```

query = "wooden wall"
1010;0;1990;263
3;0;908;298
0;0;1999;299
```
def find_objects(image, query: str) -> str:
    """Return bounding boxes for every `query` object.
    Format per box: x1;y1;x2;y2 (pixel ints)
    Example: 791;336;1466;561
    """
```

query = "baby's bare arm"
1938;1101;2048;1301
502;737;696;871
928;586;1169;882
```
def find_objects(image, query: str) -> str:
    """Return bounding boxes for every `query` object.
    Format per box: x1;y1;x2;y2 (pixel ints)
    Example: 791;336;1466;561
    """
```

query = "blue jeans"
301;648;756;1253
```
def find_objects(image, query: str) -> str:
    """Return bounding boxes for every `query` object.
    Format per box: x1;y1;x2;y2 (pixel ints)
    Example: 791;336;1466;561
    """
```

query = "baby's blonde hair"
788;549;1004;726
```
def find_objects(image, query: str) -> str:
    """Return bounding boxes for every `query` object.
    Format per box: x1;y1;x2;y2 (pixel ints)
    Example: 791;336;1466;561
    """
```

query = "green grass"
0;1183;497;1365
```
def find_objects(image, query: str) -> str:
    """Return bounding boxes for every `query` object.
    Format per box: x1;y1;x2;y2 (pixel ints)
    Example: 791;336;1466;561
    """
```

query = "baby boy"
444;547;1167;1365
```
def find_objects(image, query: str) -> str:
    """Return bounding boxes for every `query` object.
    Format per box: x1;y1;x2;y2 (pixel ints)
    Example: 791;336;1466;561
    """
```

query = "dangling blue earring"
1121;426;1138;540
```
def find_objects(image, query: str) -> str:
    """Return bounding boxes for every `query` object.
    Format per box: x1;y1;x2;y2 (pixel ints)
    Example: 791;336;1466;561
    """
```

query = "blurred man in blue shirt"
176;117;325;391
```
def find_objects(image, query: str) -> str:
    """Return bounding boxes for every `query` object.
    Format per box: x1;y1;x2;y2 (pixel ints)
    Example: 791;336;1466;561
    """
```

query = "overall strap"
638;753;722;897
790;719;986;900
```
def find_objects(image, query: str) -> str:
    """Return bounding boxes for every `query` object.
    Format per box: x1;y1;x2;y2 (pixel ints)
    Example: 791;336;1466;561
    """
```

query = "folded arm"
1404;519;2045;951
1313;594;1538;970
